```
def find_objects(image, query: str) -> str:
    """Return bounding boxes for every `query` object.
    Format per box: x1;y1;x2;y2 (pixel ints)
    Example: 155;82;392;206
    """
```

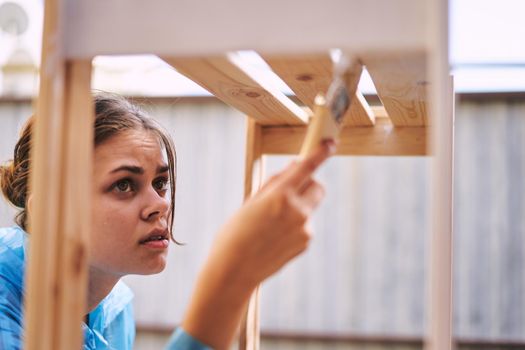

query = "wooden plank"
163;55;307;125
55;60;93;349
362;51;428;126
25;0;64;348
239;118;264;350
427;81;454;350
243;119;264;200
64;0;427;58
344;92;376;126
261;117;428;156
262;54;332;107
263;54;375;126
25;3;92;350
25;62;93;350
425;0;453;347
239;287;261;350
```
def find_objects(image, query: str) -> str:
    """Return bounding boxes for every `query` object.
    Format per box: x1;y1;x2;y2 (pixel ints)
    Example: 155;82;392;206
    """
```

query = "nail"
322;138;336;154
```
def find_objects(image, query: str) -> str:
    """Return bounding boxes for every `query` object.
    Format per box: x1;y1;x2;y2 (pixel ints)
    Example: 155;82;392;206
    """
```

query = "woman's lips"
139;228;169;244
140;239;169;249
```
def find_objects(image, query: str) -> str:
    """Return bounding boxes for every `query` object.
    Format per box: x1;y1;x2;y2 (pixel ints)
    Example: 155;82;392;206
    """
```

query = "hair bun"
0;160;25;208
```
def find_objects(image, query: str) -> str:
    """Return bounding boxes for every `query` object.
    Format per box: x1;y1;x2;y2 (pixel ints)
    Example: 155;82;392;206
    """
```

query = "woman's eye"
153;178;169;191
114;179;133;193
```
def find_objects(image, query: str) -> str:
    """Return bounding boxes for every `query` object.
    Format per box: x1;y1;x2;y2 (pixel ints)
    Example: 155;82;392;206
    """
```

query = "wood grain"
25;30;93;350
239;118;264;350
261;117;428;156
55;60;93;350
425;1;453;348
362;52;429;126
26;60;92;350
163;55;308;126
263;54;375;126
25;0;64;348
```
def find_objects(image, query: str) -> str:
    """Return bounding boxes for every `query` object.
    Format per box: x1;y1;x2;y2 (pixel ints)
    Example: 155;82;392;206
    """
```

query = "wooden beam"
239;119;264;350
55;60;93;349
426;0;453;347
25;60;93;350
263;54;375;126
64;0;427;58
261;117;428;156
24;5;93;350
26;22;93;350
426;70;454;349
162;55;307;125
343;92;375;126
362;51;429;126
262;54;332;107
25;0;64;347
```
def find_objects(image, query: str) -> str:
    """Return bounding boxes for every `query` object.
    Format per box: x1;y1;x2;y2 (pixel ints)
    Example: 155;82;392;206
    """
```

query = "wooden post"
238;118;264;350
426;0;454;348
24;1;93;349
425;76;455;350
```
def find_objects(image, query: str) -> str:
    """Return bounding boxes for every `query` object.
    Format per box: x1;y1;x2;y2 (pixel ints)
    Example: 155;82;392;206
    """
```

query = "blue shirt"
0;226;210;350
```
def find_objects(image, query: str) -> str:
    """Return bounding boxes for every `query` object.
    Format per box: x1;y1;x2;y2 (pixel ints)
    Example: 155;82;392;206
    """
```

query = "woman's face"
90;128;171;278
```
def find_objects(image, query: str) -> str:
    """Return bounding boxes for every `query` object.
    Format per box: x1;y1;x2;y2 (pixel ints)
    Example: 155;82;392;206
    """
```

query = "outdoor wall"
0;95;523;349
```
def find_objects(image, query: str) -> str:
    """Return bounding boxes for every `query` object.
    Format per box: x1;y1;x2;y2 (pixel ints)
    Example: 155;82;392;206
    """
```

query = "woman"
0;93;334;349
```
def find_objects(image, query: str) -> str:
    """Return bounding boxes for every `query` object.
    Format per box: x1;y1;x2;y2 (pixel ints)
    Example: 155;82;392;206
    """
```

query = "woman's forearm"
181;252;255;350
181;142;334;349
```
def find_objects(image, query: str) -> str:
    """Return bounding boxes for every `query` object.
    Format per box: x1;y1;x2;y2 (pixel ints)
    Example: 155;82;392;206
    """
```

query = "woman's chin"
135;257;168;275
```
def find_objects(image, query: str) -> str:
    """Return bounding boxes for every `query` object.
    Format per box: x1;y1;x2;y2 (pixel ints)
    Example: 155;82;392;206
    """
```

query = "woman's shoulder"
0;226;27;254
0;226;27;290
0;226;26;331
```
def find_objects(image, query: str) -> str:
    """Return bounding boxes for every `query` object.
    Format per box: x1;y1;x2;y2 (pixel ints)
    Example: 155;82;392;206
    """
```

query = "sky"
1;0;524;95
449;0;525;92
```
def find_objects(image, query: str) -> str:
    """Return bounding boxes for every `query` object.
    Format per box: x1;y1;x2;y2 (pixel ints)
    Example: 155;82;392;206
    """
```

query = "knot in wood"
296;74;313;82
73;243;86;274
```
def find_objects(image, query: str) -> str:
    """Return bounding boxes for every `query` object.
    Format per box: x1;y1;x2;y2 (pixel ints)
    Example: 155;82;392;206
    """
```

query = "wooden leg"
24;58;93;350
426;75;455;350
56;59;94;349
238;118;263;350
425;0;454;347
239;287;261;350
24;0;64;346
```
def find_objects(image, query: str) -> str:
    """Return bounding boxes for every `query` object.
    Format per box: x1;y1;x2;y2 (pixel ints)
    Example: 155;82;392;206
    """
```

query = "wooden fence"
0;95;523;349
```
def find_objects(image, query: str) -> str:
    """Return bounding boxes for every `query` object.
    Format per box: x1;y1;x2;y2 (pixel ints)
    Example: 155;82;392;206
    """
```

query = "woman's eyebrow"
109;164;168;175
157;165;169;174
110;165;144;174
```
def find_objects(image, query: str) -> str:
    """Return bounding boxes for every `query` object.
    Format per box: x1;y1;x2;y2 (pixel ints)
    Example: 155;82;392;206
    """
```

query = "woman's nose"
140;188;170;221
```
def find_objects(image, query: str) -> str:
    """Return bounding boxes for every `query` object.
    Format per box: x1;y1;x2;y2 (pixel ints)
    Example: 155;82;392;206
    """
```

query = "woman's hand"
181;140;335;349
212;139;335;288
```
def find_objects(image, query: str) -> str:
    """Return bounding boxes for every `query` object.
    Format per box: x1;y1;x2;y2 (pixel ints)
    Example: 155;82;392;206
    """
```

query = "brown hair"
0;93;178;242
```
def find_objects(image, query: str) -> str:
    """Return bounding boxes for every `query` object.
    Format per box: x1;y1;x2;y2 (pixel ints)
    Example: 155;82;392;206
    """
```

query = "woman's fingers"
278;139;335;192
258;139;334;197
257;161;297;194
299;179;326;212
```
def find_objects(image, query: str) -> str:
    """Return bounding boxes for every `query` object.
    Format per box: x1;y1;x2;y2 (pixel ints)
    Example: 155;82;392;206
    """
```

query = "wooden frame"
239;119;264;350
27;1;453;349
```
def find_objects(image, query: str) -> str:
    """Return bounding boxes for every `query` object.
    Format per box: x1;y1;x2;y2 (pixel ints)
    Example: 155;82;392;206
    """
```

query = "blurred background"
0;0;524;349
